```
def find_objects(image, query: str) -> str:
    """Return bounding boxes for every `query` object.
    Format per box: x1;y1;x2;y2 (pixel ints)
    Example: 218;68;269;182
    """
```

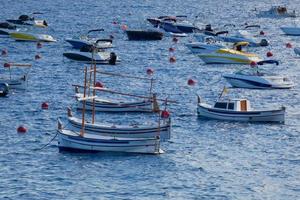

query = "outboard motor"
109;52;117;65
0;83;9;97
259;39;269;47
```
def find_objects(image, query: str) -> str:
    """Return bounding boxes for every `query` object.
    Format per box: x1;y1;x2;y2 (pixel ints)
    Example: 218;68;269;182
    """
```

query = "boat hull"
58;129;163;154
10;32;56;42
197;104;285;123
223;74;294;89
198;53;261;64
63;51;120;64
67;116;171;141
280;27;300;36
0;78;26;90
126;30;163;40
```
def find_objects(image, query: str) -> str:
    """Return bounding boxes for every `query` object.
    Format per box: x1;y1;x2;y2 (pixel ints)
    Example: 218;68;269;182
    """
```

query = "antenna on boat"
92;46;97;124
218;86;229;100
80;66;88;137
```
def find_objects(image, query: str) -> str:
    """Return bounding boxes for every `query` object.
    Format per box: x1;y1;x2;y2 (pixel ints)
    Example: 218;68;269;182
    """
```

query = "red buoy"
172;37;178;43
169;47;175;52
1;49;8;56
146;68;154;75
169;56;176;63
286;43;292;48
3;63;11;68
35;54;42;60
121;24;128;31
187;79;196;86
250;61;257;67
37;42;43;48
266;51;273;57
161;110;170;118
260;31;265;35
41;102;49;109
95;82;104;88
17;126;27;133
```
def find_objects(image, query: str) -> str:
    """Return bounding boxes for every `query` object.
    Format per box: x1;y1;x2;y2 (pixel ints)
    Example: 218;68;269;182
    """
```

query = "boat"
10;32;56;42
0;22;17;35
6;14;48;28
65;29;113;49
57;120;163;154
66;108;171;141
223;60;294;89
280;27;300;36
125;29;163;40
75;92;157;112
0;63;31;90
147;15;188;27
256;6;296;18
185;41;225;54
0;83;9;97
197;94;285;123
197;43;262;64
63;51;119;64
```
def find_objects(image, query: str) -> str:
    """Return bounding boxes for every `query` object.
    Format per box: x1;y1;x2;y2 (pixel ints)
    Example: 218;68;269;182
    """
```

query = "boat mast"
92;47;96;124
80;66;88;137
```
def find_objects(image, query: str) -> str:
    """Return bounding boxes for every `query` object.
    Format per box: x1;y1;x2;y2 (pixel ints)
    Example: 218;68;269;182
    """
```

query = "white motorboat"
280;27;300;36
66;108;171;141
10;32;56;42
63;51;120;64
256;6;296;18
185;42;225;54
57;122;163;154
223;60;294;89
197;96;285;123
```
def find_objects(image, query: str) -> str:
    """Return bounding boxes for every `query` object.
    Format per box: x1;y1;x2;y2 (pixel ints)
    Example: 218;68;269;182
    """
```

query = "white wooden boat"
280;27;300;36
67;108;171;141
75;92;156;112
197;96;285;123
57;122;163;154
10;32;56;42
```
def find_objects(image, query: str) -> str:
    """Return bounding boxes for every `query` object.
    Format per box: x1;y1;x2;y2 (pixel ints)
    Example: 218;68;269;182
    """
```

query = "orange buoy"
35;54;42;60
37;42;43;48
17;126;27;133
250;61;257;67
172;37;178;43
286;43;292;48
146;68;154;75
121;24;128;31
161;110;170;118
95;82;104;88
169;56;176;63
266;51;273;57
1;49;8;56
3;63;11;68
41;102;49;109
260;31;265;35
187;79;196;86
169;47;175;52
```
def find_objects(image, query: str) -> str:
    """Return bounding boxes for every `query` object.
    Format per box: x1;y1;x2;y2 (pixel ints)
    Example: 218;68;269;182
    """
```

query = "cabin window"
214;102;227;109
228;103;234;110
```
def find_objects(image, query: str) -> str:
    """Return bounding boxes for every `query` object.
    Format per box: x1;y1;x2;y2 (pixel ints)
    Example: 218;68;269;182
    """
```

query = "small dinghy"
57;120;163;154
197;91;285;123
256;6;296;18
10;32;56;42
125;29;163;40
6;14;48;28
63;51;119;64
0;63;31;90
223;60;294;89
0;83;9;97
66;29;113;49
67;108;171;141
280;27;300;36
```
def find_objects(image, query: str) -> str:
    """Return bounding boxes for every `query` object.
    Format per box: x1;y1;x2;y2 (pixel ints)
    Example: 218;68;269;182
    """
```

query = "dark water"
0;0;299;199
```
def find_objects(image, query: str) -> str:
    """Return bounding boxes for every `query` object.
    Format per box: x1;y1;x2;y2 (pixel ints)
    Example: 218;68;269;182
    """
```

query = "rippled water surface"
0;0;300;199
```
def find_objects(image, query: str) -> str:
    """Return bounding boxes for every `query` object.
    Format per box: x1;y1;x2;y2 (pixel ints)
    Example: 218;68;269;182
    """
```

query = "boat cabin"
213;99;251;111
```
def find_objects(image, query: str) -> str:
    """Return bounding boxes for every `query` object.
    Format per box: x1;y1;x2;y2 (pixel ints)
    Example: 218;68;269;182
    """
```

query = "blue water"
1;0;300;199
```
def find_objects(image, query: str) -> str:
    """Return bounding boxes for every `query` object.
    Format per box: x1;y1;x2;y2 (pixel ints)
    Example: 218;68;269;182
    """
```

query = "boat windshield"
236;68;271;76
214;102;234;110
